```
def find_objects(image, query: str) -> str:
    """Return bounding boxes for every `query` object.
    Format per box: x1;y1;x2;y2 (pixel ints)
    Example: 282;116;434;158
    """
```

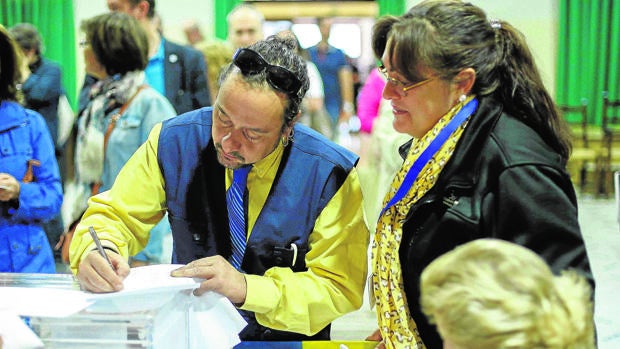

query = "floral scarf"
371;96;475;349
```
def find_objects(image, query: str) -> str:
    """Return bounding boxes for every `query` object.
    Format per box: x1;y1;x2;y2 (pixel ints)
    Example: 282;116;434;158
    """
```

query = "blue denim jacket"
76;87;176;263
0;101;62;272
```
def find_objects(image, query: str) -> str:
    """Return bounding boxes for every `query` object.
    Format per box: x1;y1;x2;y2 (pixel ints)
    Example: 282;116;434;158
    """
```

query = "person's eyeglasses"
79;39;90;48
379;65;435;96
233;48;302;97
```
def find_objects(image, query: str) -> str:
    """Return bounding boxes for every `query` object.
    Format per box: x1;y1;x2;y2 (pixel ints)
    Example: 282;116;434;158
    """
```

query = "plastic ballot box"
29;292;190;348
1;272;192;349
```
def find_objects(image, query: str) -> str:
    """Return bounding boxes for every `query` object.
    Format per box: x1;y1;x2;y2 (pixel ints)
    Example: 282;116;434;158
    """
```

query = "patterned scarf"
75;71;145;184
83;70;146;130
371;96;475;349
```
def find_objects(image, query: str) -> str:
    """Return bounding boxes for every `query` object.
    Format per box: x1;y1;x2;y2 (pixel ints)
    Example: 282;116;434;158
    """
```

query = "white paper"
83;264;200;313
0;311;44;349
0;287;92;318
189;292;247;349
88;264;200;299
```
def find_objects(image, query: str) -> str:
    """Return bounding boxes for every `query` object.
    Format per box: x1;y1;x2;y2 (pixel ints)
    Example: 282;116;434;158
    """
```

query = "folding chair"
559;101;601;193
601;92;620;196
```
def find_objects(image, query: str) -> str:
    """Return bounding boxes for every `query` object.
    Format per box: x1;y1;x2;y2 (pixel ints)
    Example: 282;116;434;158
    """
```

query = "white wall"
405;0;558;97
72;0;214;89
72;0;558;97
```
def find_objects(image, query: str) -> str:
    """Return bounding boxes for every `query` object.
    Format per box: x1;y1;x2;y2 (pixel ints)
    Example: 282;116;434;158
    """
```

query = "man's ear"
282;112;300;139
131;0;150;21
454;68;476;96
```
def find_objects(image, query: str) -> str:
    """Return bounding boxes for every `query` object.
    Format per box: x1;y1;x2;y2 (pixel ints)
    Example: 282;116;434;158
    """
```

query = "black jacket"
161;40;210;115
398;96;594;348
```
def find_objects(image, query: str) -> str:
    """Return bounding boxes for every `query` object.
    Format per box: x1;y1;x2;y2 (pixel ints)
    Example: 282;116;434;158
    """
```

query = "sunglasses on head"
232;48;302;97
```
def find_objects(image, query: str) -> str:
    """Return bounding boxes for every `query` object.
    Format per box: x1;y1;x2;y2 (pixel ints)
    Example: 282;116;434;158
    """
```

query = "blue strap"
379;98;479;218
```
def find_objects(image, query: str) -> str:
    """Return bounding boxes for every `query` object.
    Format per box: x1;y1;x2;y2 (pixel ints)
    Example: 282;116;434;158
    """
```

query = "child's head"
420;239;595;349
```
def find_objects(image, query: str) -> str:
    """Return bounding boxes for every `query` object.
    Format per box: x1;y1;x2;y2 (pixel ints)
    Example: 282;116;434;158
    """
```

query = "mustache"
215;142;245;161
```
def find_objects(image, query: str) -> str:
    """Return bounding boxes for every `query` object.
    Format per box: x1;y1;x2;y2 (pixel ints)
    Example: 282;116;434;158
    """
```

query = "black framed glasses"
233;48;302;97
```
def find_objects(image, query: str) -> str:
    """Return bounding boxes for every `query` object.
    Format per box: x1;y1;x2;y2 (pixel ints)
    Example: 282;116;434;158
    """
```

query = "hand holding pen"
89;226;114;270
76;226;130;293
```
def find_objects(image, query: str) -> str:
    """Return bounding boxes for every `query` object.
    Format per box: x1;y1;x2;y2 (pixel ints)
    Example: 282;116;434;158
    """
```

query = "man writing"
69;36;369;341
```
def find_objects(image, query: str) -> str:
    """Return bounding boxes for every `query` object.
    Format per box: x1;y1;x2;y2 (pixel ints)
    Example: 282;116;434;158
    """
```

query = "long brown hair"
372;0;571;159
0;24;22;102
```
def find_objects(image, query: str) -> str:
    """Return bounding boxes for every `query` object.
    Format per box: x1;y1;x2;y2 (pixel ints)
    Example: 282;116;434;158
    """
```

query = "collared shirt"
70;123;369;336
226;141;282;236
145;39;166;96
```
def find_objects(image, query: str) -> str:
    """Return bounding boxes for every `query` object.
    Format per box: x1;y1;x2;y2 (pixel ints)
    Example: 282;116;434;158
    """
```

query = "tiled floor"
579;196;620;348
331;195;620;349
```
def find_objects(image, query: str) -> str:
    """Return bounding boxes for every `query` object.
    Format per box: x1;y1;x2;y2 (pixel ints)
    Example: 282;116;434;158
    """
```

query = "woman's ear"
454;68;476;95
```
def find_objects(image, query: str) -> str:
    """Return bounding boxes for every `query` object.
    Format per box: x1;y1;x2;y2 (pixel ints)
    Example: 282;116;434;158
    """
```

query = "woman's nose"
382;83;399;100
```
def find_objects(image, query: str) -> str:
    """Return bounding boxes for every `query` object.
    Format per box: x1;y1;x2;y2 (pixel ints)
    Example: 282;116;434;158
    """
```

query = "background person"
308;17;354;132
356;67;385;135
0;24;62;273
367;1;594;348
79;0;210;116
277;29;332;139
8;23;66;265
226;4;264;50
195;39;234;99
8;23;63;152
421;239;595;349
182;19;205;47
69;12;176;266
69;35;369;342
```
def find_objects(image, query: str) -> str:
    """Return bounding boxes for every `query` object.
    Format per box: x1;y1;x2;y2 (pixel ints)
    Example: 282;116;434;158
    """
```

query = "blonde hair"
420;239;595;349
195;39;234;98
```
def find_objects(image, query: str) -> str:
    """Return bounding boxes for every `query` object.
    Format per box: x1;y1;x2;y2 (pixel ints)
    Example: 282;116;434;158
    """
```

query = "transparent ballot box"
1;272;191;349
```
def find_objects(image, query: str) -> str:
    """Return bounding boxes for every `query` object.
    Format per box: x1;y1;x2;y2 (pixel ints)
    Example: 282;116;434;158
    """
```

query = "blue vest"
157;107;358;340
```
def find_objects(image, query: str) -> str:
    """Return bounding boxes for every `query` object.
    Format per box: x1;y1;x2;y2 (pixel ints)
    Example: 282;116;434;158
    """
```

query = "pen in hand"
88;226;115;271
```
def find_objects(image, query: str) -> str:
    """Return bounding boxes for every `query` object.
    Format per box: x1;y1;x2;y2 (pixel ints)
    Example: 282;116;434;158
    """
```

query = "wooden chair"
601;92;620;196
559;102;601;194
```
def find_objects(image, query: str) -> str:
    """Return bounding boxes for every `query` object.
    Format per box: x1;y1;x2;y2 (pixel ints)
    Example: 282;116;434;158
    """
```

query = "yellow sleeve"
240;167;370;336
69;124;167;274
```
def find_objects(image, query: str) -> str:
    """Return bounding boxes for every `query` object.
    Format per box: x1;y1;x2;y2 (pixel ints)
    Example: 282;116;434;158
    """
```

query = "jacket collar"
0;101;28;132
398;96;504;187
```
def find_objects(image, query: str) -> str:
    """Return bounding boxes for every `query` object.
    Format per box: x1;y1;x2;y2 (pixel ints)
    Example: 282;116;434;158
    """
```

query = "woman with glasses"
367;1;594;348
66;12;175;266
0;25;62;273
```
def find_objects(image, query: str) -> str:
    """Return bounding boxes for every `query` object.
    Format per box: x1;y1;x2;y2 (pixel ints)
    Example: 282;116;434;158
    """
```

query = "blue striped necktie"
227;166;252;270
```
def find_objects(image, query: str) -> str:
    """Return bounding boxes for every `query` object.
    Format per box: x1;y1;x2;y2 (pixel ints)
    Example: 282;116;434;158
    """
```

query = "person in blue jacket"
0;25;62;273
9;23;66;265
